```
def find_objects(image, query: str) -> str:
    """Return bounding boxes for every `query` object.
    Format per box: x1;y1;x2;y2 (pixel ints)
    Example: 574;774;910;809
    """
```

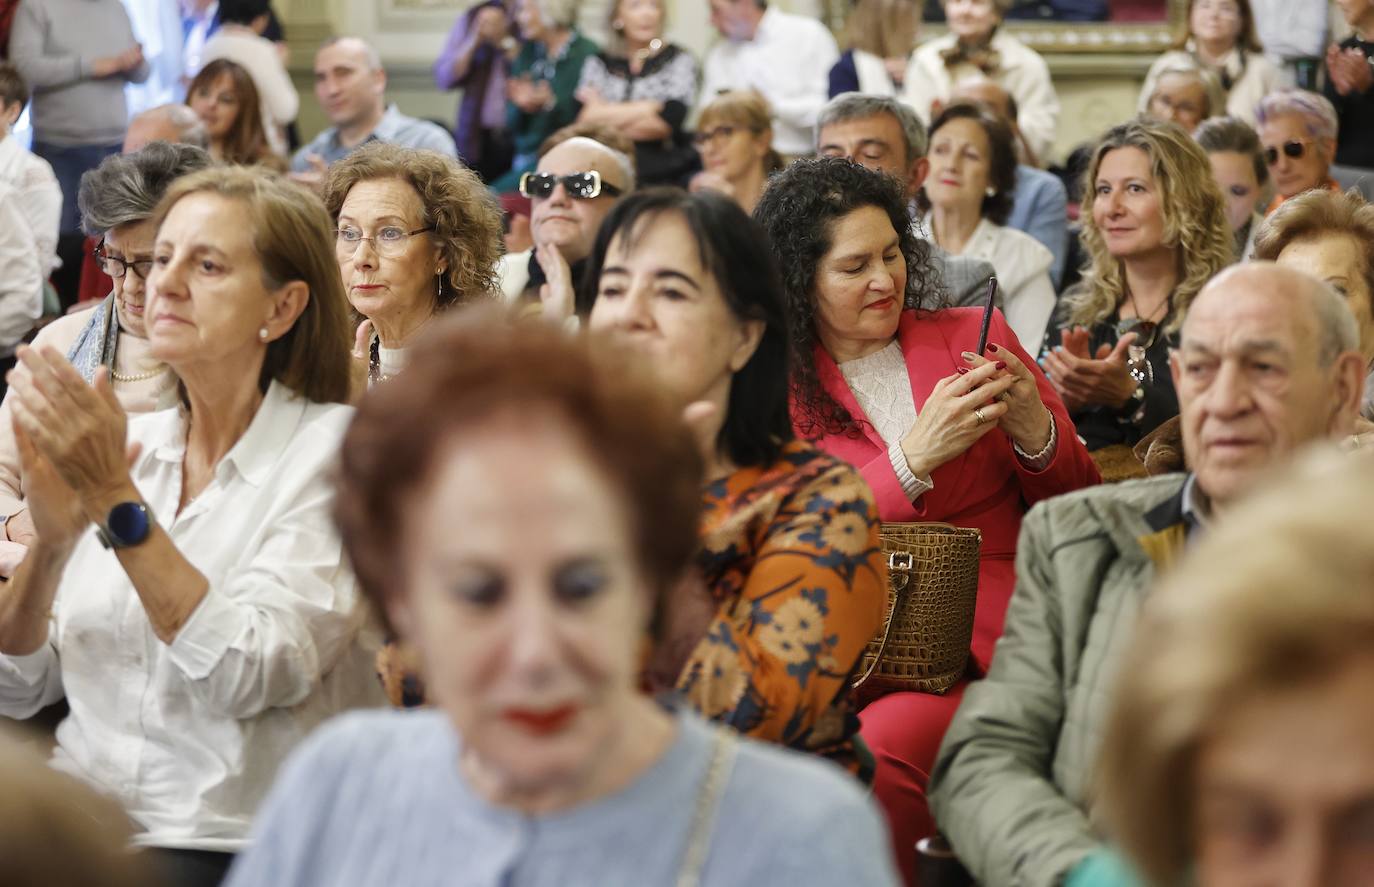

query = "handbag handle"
852;551;915;691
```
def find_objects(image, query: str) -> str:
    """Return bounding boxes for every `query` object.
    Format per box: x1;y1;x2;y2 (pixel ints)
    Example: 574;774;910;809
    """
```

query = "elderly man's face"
1172;268;1357;507
530;140;627;264
1260;112;1333;200
817;114;924;200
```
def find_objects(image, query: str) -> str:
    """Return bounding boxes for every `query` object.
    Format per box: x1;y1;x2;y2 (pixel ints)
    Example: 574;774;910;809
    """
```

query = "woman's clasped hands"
7;345;140;548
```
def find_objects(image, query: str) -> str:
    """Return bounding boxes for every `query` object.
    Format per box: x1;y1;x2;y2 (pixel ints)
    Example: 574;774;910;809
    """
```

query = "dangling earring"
258;327;269;342
436;271;446;301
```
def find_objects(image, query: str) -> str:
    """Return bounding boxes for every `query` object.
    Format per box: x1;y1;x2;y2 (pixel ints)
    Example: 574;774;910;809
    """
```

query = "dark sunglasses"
1263;140;1308;165
518;171;623;200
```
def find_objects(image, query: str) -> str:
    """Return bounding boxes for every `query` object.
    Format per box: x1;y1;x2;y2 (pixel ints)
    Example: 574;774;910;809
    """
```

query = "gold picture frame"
824;0;1189;55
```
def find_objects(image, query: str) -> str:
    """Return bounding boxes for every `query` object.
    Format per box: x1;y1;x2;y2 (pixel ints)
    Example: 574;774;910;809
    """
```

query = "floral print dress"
678;441;887;773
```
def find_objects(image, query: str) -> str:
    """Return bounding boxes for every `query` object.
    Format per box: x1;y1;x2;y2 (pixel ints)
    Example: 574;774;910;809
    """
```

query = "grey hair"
134;103;208;149
77;142;213;236
319;36;383;72
817;92;928;165
535;0;581;29
1139;58;1227;121
1255;88;1339;142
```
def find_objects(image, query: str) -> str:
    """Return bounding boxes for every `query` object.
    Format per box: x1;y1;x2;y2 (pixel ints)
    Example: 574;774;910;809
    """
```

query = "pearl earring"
612;19;624;30
985;187;996;198
258;327;269;342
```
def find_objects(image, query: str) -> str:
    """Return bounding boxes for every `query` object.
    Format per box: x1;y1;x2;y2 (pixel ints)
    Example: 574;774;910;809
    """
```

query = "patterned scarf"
65;294;120;383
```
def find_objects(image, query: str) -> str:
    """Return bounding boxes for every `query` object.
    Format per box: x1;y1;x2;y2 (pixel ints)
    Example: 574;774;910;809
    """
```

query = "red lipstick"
502;705;579;735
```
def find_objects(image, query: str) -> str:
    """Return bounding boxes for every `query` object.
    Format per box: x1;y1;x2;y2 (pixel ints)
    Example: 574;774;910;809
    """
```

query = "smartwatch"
97;502;153;550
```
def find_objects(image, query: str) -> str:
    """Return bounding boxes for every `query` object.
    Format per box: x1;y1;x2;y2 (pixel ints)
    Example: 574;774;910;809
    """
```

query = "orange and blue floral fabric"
679;441;887;771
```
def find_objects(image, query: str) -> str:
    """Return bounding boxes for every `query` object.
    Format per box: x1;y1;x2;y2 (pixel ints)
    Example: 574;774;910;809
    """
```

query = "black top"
1041;305;1180;452
1326;37;1374;169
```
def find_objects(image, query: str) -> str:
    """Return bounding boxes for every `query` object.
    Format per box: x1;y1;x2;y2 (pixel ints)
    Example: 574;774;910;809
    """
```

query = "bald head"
123;104;207;153
950;79;1016;124
1173;261;1365;510
1185;263;1359;367
313;37;387;130
530;137;633;265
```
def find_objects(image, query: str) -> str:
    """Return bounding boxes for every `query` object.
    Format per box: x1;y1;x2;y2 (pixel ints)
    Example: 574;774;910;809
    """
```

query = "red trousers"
859;681;969;887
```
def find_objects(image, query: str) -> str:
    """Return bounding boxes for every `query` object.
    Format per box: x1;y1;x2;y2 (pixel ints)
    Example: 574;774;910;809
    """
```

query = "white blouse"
927;216;1057;353
0;381;384;851
840;341;933;501
0;135;60;278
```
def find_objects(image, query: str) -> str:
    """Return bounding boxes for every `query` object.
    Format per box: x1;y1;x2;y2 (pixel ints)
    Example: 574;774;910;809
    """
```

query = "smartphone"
974;276;998;357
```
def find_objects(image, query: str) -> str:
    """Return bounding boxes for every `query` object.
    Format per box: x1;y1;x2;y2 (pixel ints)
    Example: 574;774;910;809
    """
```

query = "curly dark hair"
915;101;1018;226
579;187;793;468
753;156;947;439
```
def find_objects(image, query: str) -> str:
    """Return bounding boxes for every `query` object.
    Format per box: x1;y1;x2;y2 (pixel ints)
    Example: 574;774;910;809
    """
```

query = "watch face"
107;502;151;546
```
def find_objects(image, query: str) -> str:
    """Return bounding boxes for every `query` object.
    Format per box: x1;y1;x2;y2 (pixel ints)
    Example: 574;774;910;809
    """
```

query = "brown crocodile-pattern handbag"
853;523;981;699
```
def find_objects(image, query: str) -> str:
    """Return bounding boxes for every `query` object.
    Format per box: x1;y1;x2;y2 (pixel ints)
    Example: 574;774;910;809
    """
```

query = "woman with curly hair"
1041;118;1231;459
323;142;504;388
754;156;1099;886
186;59;284;170
578;188;887;778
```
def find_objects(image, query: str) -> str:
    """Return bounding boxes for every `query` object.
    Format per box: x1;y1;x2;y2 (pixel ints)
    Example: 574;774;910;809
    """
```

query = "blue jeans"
32;139;120;234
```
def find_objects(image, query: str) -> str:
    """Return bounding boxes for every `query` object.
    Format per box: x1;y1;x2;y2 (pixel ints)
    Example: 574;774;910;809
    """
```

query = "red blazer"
794;307;1101;669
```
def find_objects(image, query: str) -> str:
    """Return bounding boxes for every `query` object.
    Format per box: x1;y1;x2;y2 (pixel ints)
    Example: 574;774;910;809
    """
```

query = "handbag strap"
852;551;915;691
676;727;739;887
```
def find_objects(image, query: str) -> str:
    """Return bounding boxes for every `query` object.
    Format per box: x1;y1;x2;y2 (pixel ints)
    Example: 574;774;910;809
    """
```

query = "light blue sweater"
224;707;900;887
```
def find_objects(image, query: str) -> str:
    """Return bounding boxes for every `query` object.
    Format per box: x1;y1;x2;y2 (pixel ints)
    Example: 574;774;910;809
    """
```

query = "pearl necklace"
111;365;167;383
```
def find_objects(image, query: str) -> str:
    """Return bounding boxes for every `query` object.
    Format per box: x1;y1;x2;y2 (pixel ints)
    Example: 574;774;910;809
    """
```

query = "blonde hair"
1067;118;1232;332
1098;448;1374;887
323;142;504;309
153;166;353;404
843;0;920;59
698;90;783;174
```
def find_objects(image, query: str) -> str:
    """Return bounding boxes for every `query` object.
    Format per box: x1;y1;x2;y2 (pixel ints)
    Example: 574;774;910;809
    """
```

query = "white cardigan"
926;216;1056;352
1141;46;1281;126
903;32;1059;164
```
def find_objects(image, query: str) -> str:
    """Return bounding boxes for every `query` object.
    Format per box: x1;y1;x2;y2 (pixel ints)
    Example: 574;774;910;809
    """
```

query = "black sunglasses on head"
519;171;623;201
1263;140;1308;165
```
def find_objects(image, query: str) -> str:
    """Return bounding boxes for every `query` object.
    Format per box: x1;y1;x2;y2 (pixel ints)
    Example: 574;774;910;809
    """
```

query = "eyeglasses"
693;125;738;148
94;242;154;280
518;171;623;201
335;225;435;258
1263;140;1309;166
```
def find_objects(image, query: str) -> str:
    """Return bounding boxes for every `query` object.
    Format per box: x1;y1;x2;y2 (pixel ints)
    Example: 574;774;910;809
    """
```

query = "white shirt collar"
153;381;309;488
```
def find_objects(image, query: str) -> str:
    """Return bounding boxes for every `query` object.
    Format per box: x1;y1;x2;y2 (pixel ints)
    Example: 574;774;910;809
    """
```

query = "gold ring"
974;407;987;424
